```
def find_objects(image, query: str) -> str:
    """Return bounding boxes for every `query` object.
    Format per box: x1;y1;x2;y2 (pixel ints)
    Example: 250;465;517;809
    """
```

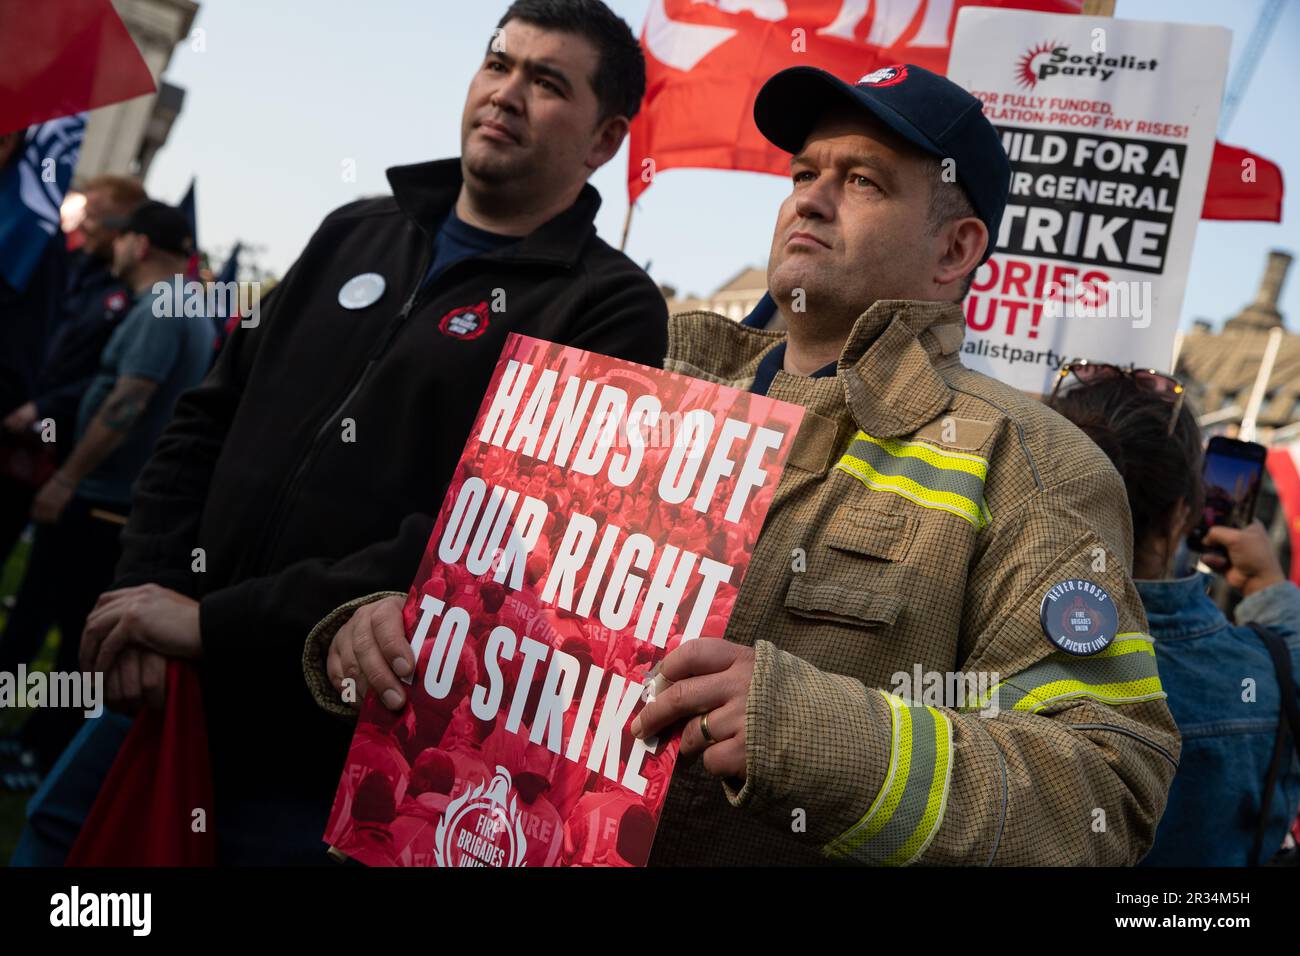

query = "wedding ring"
700;711;716;745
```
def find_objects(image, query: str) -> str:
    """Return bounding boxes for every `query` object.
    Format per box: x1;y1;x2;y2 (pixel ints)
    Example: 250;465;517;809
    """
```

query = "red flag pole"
619;203;634;253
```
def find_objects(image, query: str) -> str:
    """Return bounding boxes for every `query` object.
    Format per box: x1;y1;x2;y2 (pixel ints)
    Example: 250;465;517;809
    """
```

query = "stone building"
662;266;769;323
74;0;200;183
1177;250;1298;441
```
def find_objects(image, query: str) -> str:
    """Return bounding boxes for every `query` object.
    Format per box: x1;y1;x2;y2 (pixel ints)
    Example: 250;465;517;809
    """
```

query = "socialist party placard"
946;9;1229;394
324;334;804;866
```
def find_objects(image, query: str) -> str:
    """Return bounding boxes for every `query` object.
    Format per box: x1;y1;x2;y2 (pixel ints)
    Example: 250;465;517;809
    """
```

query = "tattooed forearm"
100;381;155;432
58;376;160;484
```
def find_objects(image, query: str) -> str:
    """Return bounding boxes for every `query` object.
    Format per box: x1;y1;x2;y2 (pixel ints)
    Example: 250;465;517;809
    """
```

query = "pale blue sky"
144;0;1298;329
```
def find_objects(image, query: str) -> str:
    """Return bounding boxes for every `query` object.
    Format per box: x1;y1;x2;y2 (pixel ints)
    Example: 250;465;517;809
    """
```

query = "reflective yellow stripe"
967;632;1165;715
836;430;990;529
824;692;953;866
1095;634;1156;658
825;694;907;860
854;432;990;477
837;454;986;527
884;701;954;865
1008;676;1165;712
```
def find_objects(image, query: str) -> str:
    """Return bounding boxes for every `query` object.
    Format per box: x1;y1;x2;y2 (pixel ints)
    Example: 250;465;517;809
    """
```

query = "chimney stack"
1225;249;1292;331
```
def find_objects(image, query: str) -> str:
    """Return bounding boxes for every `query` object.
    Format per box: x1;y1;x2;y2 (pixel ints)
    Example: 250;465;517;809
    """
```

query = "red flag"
629;0;1081;203
629;1;1283;224
0;0;156;136
1201;141;1284;222
67;661;217;866
1267;443;1300;586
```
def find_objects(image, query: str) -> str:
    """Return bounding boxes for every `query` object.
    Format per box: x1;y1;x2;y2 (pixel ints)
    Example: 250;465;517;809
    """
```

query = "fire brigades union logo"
1039;578;1118;656
434;765;529;867
438;301;491;340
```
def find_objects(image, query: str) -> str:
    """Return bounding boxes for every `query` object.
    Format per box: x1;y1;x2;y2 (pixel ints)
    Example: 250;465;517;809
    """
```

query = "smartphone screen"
1187;437;1267;552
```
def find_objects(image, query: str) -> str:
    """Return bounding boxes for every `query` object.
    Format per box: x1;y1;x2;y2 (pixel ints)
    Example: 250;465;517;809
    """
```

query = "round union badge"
1038;578;1118;656
337;272;386;310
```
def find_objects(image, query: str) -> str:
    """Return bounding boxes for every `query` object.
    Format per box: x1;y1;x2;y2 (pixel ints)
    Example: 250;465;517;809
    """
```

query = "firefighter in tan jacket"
305;63;1179;865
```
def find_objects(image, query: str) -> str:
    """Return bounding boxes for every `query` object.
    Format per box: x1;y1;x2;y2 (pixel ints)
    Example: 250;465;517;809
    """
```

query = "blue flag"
0;113;84;294
179;178;197;253
211;241;243;344
215;241;241;285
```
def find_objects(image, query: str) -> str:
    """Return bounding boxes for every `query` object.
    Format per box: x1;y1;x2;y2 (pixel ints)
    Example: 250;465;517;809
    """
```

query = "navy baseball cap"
754;63;1010;261
102;200;193;256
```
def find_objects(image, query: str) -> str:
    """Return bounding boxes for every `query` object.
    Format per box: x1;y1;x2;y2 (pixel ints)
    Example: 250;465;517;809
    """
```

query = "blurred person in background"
0;201;211;791
1054;369;1300;866
0;127;72;581
0;176;144;572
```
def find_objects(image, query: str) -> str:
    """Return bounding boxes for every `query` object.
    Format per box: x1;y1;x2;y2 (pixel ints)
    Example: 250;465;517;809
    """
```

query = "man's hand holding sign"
325;595;414;711
631;641;753;783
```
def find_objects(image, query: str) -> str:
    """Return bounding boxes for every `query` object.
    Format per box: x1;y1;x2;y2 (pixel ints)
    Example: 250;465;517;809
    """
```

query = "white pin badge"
337;272;386;310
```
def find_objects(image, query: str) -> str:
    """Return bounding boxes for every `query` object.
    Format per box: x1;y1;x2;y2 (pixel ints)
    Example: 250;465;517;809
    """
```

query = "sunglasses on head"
1048;360;1185;436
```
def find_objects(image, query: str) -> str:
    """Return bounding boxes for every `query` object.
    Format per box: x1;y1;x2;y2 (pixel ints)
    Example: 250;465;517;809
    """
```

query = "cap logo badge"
857;64;908;88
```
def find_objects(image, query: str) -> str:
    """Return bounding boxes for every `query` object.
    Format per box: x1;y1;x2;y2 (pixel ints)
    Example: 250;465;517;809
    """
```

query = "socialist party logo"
434;765;529;867
1016;41;1158;90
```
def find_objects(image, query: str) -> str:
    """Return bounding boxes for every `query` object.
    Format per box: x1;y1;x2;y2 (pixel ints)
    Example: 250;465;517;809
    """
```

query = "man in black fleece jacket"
76;0;667;863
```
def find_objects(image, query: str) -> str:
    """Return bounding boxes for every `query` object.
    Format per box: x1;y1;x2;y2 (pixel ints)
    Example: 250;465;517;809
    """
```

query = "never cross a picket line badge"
1039;578;1118;656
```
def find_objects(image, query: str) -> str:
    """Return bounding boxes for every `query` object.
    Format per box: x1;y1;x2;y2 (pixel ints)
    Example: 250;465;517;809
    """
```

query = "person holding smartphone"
1053;366;1300;866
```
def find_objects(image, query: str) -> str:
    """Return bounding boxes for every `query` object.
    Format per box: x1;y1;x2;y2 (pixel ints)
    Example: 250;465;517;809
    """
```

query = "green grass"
0;535;61;866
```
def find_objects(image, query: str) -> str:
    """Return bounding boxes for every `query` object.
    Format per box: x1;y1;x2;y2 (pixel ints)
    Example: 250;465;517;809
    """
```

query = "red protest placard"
324;334;803;867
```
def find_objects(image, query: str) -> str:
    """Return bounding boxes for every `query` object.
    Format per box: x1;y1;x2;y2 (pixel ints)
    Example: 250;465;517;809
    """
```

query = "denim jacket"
1136;573;1300;866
